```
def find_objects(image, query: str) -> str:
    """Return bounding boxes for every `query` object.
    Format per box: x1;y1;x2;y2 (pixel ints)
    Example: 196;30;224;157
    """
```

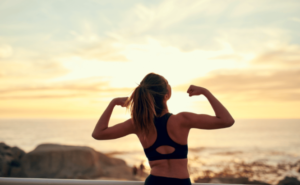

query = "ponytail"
124;73;169;143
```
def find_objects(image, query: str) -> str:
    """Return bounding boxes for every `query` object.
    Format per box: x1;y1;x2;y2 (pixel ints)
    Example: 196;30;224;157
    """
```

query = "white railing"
0;178;214;185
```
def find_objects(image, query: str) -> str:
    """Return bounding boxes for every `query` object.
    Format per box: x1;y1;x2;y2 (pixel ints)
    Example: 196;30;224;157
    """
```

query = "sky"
0;0;300;119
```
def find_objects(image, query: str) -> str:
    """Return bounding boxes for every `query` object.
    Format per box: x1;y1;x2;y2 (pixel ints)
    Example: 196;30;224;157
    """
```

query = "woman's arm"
179;85;234;130
92;99;116;138
203;88;235;124
92;97;133;140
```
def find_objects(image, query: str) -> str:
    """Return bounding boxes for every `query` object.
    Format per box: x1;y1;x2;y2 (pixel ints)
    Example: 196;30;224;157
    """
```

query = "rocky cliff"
0;142;137;180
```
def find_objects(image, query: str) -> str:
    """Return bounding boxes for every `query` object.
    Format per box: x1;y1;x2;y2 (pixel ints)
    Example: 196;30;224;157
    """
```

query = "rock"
0;142;10;152
10;147;25;162
1;142;140;180
0;155;10;176
210;177;269;185
277;176;300;185
197;176;270;184
210;177;252;184
9;167;24;177
193;177;211;183
0;142;25;177
250;179;271;185
209;178;222;183
20;143;135;179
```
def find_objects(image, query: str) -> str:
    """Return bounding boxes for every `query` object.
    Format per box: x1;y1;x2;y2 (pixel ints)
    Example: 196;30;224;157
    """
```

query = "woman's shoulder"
170;112;202;129
169;112;188;128
170;112;190;121
172;111;202;121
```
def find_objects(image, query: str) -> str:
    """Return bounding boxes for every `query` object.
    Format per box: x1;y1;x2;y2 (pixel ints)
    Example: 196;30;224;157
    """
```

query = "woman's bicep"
178;112;230;130
92;118;136;140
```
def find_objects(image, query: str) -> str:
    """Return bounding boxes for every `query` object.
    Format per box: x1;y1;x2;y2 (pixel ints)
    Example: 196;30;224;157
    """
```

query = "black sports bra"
143;113;188;161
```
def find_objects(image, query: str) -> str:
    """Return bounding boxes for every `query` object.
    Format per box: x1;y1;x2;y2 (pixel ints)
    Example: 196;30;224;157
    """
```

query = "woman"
92;73;234;185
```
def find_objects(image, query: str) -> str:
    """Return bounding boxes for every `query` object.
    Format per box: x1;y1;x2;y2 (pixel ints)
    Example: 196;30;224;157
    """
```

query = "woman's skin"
92;82;234;179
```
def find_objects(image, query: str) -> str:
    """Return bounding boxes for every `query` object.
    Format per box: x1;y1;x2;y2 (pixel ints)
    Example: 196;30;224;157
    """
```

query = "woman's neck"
158;106;169;117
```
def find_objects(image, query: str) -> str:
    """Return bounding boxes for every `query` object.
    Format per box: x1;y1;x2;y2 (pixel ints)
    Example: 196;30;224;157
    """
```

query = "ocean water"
1;118;300;184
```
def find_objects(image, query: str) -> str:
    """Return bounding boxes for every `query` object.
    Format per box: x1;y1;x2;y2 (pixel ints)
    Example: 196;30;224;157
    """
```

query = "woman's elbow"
228;119;235;127
224;119;235;127
92;132;101;140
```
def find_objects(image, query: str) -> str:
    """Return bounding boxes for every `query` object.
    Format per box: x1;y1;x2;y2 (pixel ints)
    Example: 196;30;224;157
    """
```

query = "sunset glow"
1;0;299;119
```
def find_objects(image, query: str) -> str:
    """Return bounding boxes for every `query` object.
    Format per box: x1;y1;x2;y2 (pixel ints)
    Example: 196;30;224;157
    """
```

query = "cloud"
107;0;300;52
72;39;128;62
209;54;243;61
67;28;129;62
0;76;134;99
251;45;300;67
174;68;300;102
0;45;13;58
0;59;69;79
172;43;300;104
0;94;84;100
291;17;300;23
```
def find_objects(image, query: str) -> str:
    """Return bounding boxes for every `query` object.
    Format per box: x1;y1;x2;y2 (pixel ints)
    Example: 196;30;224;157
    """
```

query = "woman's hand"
113;97;129;107
187;85;208;97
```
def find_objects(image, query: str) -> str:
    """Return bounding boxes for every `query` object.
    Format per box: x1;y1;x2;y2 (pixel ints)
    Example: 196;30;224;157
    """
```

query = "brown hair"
124;73;169;142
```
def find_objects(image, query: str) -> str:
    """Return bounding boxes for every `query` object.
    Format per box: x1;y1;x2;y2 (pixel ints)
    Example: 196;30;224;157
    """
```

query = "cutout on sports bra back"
156;145;175;154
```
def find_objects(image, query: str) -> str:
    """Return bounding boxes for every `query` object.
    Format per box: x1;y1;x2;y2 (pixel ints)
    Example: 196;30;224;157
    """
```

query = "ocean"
1;118;300;184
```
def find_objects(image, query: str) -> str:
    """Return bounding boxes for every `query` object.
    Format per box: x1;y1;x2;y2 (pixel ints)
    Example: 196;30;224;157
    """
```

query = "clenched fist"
113;97;129;107
187;85;207;97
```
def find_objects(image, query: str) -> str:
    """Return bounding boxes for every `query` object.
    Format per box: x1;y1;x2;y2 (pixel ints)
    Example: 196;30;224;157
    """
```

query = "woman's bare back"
135;113;190;179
